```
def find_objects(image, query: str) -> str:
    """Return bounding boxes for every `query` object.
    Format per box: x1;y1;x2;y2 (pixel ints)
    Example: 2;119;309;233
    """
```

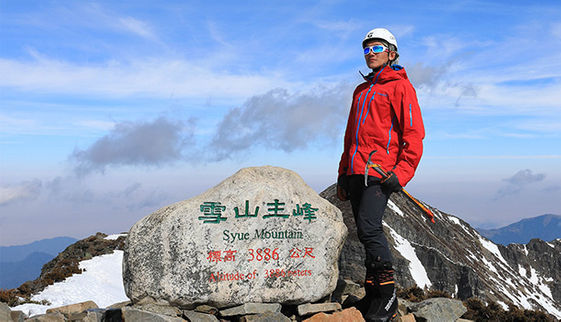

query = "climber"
337;27;425;321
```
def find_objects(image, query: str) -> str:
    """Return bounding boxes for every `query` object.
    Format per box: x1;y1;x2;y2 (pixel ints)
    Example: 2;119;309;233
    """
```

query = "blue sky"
1;0;560;246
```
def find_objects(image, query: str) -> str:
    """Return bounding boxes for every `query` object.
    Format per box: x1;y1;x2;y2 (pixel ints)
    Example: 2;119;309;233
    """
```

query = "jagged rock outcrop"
320;183;561;318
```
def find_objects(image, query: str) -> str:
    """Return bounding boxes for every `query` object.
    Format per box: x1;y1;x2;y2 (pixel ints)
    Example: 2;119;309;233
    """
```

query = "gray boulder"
25;312;66;322
240;312;291;322
124;166;347;308
182;310;219;322
220;303;281;317
0;302;10;322
46;300;98;316
11;310;25;322
409;298;467;322
121;307;184;321
296;302;341;316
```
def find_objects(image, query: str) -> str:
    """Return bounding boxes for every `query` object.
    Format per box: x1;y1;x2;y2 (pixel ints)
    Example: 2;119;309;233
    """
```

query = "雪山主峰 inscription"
199;199;319;224
123;166;347;308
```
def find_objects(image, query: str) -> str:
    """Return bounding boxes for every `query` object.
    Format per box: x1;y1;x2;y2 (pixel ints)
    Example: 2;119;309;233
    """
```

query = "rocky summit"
4;168;560;320
123;166;347;308
321;183;561;318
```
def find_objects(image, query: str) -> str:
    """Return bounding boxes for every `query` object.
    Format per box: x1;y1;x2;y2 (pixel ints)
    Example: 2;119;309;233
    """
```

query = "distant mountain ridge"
0;236;77;289
477;214;561;245
0;252;54;289
0;236;77;262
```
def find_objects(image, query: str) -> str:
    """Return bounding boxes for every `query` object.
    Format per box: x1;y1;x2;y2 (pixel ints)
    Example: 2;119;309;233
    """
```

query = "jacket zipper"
386;119;393;154
351;85;373;173
350;65;386;173
409;103;413;127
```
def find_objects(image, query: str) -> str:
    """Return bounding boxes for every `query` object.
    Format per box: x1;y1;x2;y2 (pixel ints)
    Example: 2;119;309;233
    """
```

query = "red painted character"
207;251;222;263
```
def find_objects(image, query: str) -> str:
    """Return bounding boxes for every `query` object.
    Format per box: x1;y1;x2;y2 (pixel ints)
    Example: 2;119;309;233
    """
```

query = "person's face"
363;40;396;70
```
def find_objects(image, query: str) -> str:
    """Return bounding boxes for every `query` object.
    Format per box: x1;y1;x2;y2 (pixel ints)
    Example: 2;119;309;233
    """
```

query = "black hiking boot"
363;266;398;322
355;275;377;314
354;263;379;315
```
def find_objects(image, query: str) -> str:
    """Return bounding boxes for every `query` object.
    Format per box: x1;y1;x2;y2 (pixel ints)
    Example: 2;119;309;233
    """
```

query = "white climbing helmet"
362;28;398;51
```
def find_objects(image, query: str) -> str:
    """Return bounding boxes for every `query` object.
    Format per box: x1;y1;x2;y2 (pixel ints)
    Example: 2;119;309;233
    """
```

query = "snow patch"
478;236;509;267
518;265;527;277
517;288;561;319
105;233;127;240
13;251;128;317
385;224;432;288
529;268;553;299
480;256;498;274
466;249;478;262
387;200;404;217
447;215;473;236
447;216;461;225
487;263;560;318
497;301;508;310
432;209;444;220
529;267;539;284
504;277;516;288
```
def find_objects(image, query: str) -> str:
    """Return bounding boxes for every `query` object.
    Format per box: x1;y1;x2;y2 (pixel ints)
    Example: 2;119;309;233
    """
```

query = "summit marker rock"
123;166;347;308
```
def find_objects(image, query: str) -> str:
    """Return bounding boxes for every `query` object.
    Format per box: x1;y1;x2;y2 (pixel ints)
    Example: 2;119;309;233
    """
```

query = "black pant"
348;175;393;267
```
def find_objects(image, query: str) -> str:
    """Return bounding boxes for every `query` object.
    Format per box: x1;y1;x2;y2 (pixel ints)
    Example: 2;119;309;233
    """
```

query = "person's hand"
381;171;402;193
337;185;349;201
337;175;350;201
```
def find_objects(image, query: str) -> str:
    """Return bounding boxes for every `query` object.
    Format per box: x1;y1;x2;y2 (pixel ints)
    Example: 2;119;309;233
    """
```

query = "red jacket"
338;65;425;187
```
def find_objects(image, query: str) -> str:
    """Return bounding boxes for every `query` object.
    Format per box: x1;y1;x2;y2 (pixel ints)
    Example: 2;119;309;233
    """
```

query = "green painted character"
234;200;259;218
293;203;318;223
198;201;227;224
264;199;289;218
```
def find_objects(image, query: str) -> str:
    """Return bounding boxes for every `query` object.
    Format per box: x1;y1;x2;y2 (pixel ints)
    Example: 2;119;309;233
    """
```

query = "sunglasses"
363;45;389;55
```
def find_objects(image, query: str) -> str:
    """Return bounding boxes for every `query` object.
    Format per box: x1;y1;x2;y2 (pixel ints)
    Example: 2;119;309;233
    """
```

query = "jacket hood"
363;64;408;84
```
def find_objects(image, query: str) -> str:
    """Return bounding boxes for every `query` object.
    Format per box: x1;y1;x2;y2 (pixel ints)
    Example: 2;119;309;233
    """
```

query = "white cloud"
503;169;545;185
552;22;561;39
0;57;290;99
74;120;116;131
118;17;157;40
0;180;42;206
511;120;561;135
206;20;233;48
388;24;415;38
472;83;561;114
0;114;38;133
210;84;351;159
494;169;546;199
71;117;195;174
314;19;360;34
420;34;470;62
